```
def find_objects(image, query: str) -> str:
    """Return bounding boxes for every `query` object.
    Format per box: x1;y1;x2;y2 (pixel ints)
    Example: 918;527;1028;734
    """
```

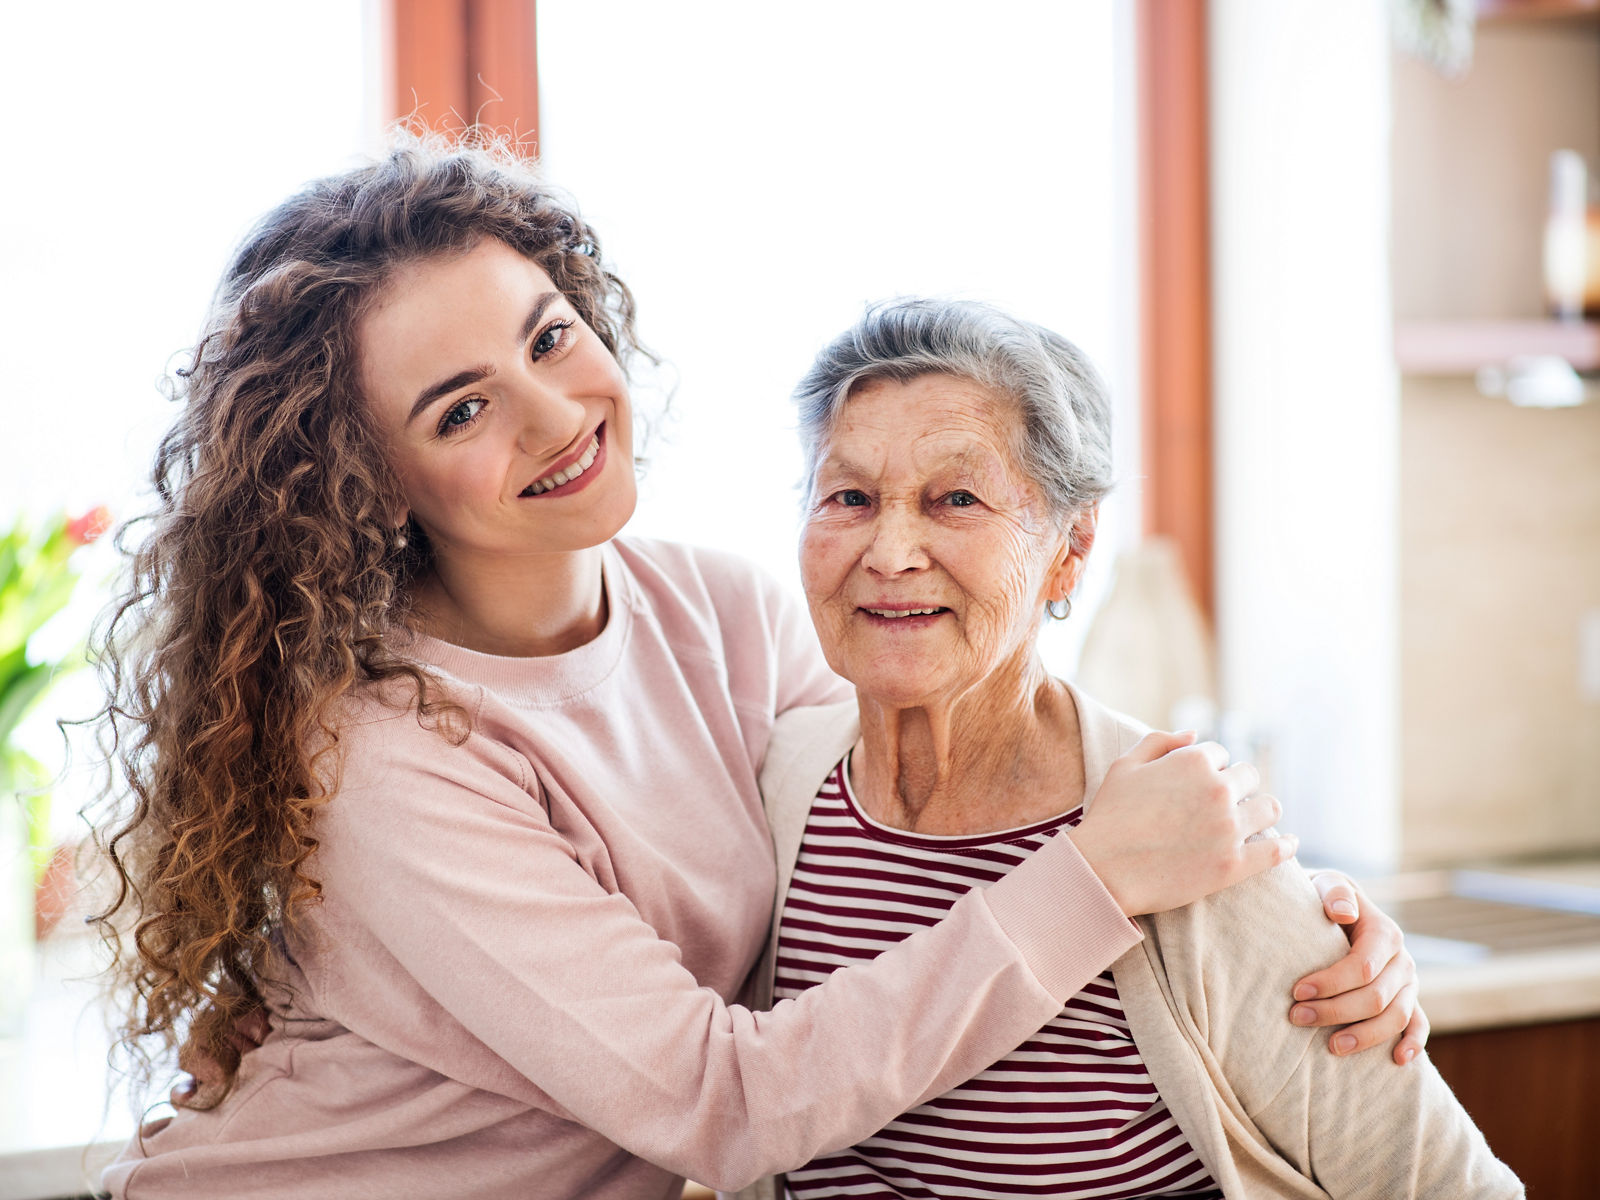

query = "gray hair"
793;299;1114;537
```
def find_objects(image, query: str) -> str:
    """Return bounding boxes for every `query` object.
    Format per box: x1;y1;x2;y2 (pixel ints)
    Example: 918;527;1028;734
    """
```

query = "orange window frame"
1137;0;1214;621
387;0;540;144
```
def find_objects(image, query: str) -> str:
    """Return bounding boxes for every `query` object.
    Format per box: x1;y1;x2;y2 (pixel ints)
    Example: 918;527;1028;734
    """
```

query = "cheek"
958;527;1052;633
798;521;855;599
394;447;497;522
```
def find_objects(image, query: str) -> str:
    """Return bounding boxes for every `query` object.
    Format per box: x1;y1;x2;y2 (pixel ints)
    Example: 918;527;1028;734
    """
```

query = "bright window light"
537;0;1138;672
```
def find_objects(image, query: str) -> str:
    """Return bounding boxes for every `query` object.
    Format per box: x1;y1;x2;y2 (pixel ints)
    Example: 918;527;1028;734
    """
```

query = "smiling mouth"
860;607;949;619
520;426;603;497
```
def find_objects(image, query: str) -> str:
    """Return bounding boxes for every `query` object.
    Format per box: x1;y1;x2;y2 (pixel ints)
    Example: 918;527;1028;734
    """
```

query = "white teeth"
525;435;600;496
866;608;942;618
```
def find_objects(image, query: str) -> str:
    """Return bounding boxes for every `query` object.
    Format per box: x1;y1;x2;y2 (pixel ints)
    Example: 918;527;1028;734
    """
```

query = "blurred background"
0;1;1597;1196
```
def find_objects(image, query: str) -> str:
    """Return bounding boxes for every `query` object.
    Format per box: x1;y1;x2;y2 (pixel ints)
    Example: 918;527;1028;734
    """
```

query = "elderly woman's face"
799;374;1081;709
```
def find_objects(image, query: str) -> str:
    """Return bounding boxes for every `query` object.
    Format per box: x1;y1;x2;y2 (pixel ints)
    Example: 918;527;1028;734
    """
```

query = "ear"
1046;503;1099;601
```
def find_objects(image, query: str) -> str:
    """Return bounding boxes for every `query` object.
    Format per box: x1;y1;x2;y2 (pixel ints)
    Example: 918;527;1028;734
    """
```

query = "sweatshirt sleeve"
314;709;1140;1193
1150;863;1524;1199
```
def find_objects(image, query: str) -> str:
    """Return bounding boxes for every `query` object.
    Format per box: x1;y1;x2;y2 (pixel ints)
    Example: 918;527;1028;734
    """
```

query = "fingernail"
1293;983;1317;1002
1331;900;1357;918
1333;1033;1357;1054
1402;1046;1417;1064
1291;1005;1316;1025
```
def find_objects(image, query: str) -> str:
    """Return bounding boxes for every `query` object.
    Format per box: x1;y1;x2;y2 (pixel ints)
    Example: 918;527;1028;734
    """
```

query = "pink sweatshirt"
105;538;1140;1199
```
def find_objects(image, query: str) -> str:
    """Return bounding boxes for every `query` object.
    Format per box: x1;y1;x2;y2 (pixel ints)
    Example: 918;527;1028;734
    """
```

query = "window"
536;0;1138;670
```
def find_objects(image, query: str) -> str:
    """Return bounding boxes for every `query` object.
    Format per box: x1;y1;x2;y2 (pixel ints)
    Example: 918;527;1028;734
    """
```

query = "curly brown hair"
90;131;645;1109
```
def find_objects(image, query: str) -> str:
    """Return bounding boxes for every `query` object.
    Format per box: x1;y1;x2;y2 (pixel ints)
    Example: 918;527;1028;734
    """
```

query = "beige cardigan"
734;691;1522;1200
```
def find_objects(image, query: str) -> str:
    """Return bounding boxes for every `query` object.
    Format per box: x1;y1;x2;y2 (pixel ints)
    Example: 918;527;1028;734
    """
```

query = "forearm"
593;862;1133;1189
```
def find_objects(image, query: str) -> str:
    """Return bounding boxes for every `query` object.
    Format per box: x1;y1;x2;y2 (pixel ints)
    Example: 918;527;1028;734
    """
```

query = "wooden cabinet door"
1427;1016;1600;1198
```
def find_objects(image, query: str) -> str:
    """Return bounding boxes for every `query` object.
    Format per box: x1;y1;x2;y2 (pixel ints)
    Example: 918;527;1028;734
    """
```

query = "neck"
410;544;608;657
852;654;1083;835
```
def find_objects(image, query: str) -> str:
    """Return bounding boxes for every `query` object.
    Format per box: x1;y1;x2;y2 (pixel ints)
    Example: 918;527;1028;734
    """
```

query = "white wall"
1210;0;1400;871
0;1;381;522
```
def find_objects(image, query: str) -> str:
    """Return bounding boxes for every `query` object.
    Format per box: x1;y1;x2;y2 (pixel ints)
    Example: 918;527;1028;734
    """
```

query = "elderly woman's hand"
1290;871;1429;1065
1071;729;1296;917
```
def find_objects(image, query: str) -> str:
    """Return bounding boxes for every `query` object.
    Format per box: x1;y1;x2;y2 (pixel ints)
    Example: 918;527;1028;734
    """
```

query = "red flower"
65;505;113;546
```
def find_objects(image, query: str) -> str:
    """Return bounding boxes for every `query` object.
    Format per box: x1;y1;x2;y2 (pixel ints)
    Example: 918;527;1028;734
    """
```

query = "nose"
510;375;586;458
860;505;930;577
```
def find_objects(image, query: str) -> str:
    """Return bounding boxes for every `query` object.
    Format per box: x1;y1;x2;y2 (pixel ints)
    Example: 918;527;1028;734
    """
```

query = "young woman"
94;137;1421;1199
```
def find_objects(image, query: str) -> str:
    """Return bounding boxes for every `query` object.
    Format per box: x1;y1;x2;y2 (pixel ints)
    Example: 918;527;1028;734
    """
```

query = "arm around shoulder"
317;703;1137;1191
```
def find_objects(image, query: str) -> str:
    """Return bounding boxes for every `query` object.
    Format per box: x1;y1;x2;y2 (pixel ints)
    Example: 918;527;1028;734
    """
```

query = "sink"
1379;869;1600;965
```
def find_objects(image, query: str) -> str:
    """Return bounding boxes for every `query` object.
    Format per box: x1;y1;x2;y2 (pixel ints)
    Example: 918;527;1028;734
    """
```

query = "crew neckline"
404;542;636;707
833;682;1106;848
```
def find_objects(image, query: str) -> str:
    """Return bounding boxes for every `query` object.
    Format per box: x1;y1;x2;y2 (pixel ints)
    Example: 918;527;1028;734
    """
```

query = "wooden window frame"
1137;0;1214;621
387;0;540;144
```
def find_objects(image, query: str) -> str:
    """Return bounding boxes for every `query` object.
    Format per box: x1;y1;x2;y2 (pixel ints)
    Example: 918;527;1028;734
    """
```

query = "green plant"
0;506;111;881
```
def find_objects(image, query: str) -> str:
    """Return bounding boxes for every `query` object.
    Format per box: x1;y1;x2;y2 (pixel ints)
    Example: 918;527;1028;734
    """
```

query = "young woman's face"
359;239;636;571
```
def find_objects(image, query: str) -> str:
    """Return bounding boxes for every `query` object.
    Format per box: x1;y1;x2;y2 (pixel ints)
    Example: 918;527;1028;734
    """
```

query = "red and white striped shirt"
773;759;1221;1200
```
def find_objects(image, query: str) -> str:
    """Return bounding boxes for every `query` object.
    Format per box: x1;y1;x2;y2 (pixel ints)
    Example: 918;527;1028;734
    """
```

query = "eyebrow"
405;291;564;425
815;444;1000;479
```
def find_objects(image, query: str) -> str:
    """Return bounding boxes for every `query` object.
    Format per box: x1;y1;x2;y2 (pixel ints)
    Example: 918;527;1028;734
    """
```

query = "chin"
852;674;947;712
584;480;640;545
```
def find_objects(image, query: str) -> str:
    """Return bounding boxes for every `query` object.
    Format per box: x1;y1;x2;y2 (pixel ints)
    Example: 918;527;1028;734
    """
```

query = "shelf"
1478;0;1600;22
1394;319;1600;373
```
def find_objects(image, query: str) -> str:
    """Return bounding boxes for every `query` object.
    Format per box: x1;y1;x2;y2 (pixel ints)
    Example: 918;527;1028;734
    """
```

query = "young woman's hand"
1071;729;1296;918
1291;871;1429;1065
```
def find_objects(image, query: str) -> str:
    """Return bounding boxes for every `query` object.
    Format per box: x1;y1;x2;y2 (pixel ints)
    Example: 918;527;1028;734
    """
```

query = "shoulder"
322;672;535;823
614;535;784;610
768;702;858;766
1152;859;1345;981
761;702;858;810
759;702;858;884
1066;683;1151;755
613;536;815;681
1141;858;1344;1107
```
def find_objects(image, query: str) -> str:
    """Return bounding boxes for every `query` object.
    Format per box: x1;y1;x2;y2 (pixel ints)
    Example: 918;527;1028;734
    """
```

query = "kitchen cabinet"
1395;317;1600;371
1375;860;1600;1193
1394;2;1600;375
1429;1016;1600;1198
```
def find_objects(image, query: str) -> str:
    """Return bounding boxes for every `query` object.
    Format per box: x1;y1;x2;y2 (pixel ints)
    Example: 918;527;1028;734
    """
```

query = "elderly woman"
743;300;1521;1199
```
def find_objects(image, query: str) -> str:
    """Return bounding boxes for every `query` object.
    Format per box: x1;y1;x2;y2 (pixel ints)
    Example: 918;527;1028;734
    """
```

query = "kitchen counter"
1360;858;1600;1034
